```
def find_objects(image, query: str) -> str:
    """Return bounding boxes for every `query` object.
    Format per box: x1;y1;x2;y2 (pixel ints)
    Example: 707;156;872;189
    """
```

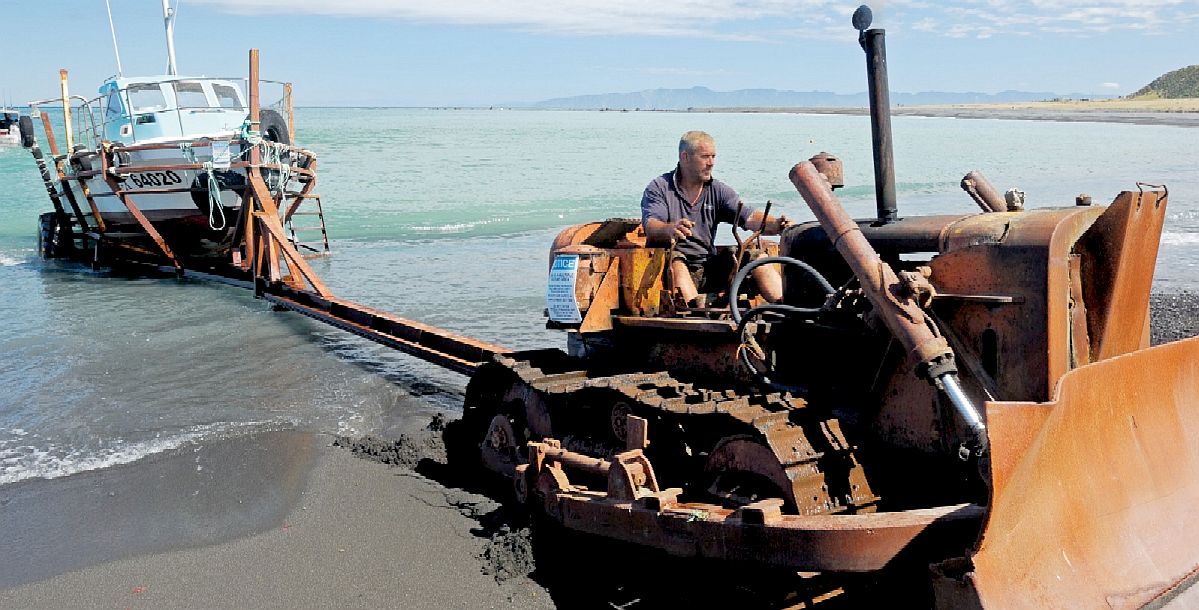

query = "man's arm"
743;208;792;235
641;180;694;244
645;217;695;243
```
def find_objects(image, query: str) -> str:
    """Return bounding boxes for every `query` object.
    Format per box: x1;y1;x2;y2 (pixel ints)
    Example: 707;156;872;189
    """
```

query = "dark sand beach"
0;429;554;609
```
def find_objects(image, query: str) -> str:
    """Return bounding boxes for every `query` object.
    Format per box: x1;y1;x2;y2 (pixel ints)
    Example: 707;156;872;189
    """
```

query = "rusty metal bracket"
1136;182;1168;208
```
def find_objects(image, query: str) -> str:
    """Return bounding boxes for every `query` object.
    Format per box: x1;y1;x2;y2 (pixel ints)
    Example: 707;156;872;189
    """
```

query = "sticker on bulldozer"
547;254;582;323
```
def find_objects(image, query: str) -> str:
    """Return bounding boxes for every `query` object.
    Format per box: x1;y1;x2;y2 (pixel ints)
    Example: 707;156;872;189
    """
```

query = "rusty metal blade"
972;335;1199;608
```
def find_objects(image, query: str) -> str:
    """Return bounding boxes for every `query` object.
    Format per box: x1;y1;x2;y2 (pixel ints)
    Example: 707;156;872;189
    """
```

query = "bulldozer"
20;4;1184;606
444;7;1199;608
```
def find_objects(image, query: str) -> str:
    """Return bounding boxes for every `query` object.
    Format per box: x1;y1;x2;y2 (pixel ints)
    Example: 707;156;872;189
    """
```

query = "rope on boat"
179;142;227;231
240;118;293;196
170;120;293;232
259;139;293;195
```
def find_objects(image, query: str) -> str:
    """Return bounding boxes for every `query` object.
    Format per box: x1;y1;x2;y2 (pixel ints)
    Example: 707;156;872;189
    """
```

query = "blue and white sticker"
211;140;232;169
547;254;583;323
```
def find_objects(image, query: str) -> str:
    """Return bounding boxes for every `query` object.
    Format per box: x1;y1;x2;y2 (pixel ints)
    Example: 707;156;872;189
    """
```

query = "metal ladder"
283;192;330;257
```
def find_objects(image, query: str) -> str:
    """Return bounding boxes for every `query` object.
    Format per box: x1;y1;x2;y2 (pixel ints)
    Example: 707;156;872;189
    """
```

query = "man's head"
678;131;716;184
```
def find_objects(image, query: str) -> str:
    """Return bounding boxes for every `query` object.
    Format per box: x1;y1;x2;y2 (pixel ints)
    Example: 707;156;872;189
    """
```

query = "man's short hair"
679;130;714;155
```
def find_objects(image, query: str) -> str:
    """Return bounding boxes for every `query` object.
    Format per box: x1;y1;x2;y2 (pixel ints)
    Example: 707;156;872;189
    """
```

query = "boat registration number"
126;170;185;189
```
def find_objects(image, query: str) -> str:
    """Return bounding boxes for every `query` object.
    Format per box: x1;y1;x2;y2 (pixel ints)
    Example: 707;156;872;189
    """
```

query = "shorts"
674;248;762;295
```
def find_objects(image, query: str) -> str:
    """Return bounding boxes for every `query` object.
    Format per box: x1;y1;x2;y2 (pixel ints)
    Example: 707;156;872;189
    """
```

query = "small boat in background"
0;109;20;146
19;0;329;272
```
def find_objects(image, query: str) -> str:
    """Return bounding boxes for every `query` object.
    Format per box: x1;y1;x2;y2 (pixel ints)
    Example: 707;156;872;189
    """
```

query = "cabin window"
105;89;124;120
212;84;243;110
127;84;167;111
173;81;210;109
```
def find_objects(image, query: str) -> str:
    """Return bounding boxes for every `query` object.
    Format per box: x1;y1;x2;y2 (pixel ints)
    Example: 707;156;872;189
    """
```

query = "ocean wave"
1161;232;1199;246
0;254;26;266
0;420;281;486
408;216;512;234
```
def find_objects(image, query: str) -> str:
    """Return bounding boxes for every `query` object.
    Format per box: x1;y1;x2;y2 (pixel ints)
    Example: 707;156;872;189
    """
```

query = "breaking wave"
0;420;282;486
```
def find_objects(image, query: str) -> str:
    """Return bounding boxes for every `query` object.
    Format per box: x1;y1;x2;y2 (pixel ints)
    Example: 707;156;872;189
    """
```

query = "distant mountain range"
530;86;1116;110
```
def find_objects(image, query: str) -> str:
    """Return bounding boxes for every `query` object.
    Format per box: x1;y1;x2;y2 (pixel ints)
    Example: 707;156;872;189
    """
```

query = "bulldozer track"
461;349;879;516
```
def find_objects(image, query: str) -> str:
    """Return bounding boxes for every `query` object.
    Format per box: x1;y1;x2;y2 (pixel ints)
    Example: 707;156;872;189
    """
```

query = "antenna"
105;0;123;76
162;0;179;75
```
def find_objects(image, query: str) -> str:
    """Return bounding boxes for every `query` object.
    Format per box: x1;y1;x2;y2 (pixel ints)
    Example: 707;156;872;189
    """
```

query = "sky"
2;1;1196;107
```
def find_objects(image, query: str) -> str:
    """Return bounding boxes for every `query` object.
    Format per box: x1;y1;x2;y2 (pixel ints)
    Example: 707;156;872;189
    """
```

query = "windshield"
105;89;124;120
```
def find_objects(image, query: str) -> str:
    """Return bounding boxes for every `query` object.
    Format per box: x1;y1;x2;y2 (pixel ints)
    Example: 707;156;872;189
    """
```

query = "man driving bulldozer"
641;130;791;308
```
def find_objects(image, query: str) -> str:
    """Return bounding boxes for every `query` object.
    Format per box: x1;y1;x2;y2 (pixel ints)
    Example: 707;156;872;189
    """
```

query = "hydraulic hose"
728;255;834;325
728;256;834;393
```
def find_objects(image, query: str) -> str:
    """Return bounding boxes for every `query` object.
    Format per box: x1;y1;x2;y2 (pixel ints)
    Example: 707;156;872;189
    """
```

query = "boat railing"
28;95;104;153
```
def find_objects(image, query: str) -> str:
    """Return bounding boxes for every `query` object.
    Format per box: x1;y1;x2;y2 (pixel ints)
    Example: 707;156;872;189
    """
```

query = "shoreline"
688;100;1199;128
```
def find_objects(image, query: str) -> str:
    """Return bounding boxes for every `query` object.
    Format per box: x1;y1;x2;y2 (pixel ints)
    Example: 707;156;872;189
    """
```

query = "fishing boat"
0;109;20;146
20;0;328;270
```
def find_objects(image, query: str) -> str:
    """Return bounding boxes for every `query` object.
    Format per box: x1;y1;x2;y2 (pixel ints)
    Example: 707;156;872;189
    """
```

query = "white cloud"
185;0;1198;40
1101;81;1120;88
186;0;834;38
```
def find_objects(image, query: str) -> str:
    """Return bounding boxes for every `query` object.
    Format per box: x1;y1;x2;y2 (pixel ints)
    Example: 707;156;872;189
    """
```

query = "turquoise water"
1;108;1197;484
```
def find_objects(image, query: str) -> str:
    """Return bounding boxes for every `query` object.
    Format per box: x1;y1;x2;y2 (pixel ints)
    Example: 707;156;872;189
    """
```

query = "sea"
1;108;1197;486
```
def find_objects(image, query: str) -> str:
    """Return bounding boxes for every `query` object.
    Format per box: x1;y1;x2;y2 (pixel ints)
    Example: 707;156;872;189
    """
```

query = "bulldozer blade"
961;334;1199;608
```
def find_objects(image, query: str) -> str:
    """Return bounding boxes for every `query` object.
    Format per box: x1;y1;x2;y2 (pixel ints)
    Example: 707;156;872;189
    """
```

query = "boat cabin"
100;76;248;144
0;110;18;143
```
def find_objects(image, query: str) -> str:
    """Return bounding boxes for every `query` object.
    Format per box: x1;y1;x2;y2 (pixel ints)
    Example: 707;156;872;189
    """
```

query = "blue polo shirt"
640;167;753;265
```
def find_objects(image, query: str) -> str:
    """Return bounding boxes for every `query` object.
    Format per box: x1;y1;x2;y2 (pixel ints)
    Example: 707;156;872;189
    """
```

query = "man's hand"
671;218;695;242
745;209;792;236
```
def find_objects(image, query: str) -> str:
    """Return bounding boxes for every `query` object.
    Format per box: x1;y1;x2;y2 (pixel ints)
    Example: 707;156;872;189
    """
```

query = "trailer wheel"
37;212;71;258
37;213;50;257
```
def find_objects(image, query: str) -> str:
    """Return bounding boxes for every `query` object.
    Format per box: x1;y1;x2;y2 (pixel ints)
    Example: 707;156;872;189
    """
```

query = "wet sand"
2;293;1197;609
0;429;552;609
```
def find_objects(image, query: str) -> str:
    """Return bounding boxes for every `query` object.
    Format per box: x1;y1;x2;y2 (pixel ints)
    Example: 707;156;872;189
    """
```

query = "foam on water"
408;216;513;233
1162;232;1199;246
0;421;281;485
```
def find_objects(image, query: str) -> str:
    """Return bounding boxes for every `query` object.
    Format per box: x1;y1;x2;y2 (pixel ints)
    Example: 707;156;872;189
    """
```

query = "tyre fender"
18;115;35;148
258;109;290;146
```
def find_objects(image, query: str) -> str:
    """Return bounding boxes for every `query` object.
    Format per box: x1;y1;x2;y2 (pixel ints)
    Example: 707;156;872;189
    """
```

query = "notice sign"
211;140;232;169
547;255;583;324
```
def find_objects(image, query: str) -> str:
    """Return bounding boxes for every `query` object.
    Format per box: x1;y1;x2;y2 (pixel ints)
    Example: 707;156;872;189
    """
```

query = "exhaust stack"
854;6;898;223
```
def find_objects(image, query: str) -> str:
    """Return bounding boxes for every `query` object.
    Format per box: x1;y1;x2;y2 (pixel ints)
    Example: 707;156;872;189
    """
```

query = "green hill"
1130;65;1199;99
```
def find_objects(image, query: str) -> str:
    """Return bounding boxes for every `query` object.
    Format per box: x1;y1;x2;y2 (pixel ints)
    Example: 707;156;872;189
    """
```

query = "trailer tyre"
37;212;71;258
18;115;35;148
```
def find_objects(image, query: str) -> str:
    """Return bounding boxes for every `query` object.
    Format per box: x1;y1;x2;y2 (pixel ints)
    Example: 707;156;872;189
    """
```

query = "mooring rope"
239;117;292;197
171;117;293;232
178;142;227;231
